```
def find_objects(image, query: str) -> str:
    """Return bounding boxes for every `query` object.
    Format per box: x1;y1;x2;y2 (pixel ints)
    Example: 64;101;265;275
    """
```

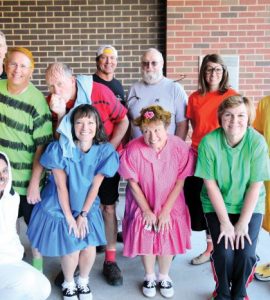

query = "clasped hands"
142;209;172;234
218;221;252;250
67;215;89;239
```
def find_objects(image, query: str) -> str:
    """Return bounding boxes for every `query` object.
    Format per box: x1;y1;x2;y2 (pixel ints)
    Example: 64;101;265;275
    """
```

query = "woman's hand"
218;221;235;249
142;209;156;229
157;209;172;234
234;221;251;250
66;215;79;238
76;216;89;239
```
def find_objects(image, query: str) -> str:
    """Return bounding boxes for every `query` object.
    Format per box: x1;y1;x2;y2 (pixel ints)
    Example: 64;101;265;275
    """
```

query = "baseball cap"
96;45;118;58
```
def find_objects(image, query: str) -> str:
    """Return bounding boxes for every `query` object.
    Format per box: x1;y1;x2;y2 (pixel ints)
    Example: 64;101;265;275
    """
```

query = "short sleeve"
186;93;195;119
118;145;139;182
40;142;66;170
177;147;196;180
174;82;188;123
195;137;216;180
96;143;119;177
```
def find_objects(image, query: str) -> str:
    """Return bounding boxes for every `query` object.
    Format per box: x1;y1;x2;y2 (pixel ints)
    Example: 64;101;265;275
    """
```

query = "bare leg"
101;204;117;250
157;255;173;277
78;246;96;278
61;251;80;282
141;255;156;276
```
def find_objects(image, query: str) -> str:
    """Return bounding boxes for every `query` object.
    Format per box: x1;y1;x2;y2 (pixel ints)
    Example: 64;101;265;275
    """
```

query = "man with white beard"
127;48;188;140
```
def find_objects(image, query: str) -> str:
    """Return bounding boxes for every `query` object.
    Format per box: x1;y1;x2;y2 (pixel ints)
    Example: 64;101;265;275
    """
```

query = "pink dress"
119;135;195;257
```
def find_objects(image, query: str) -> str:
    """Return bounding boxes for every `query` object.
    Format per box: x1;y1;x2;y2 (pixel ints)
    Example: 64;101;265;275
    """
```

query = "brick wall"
0;0;166;94
167;0;270;104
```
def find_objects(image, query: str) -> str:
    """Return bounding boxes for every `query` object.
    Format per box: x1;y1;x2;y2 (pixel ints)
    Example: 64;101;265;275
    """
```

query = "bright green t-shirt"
0;80;52;195
195;127;270;214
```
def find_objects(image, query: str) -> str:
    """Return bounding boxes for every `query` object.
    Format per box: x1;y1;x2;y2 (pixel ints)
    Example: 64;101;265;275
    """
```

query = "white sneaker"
62;281;78;300
159;280;174;298
142;280;156;298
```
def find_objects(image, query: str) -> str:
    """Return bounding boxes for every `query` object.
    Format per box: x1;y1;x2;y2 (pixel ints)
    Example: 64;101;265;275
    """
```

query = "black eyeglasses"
142;61;160;67
205;67;223;75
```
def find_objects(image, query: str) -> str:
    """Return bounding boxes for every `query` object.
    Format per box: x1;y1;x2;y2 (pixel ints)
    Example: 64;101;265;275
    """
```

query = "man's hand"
50;94;66;118
27;178;41;204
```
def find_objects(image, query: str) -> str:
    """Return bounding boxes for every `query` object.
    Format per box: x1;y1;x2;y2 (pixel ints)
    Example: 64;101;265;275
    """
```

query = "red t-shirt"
186;88;237;151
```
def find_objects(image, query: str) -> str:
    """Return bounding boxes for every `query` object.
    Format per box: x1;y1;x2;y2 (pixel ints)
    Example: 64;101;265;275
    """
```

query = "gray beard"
142;70;163;85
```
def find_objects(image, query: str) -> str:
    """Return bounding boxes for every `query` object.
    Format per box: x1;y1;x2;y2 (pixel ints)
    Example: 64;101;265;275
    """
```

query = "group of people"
0;28;270;300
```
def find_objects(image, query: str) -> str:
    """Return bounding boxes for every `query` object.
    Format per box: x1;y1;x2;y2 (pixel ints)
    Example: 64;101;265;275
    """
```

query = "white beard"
142;69;163;85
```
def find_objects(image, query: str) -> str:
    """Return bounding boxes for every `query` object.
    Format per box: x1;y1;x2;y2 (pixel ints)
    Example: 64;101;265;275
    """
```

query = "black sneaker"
62;282;78;300
77;283;92;300
103;261;123;286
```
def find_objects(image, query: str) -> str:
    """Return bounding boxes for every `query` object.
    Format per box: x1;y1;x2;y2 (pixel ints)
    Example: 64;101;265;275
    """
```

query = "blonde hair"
134;105;171;128
218;95;255;126
6;47;34;69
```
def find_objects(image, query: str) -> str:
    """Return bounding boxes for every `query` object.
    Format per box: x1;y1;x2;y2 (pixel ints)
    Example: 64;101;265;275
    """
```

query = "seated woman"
195;95;270;300
0;152;51;300
27;104;119;300
119;105;194;299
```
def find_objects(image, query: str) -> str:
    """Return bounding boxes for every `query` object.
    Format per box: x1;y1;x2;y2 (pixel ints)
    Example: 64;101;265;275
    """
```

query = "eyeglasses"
8;62;31;70
142;61;160;67
205;67;223;75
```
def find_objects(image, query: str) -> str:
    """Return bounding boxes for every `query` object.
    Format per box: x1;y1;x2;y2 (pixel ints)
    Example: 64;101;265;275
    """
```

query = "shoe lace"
146;280;156;288
106;262;120;272
77;283;90;293
63;285;77;295
160;280;172;288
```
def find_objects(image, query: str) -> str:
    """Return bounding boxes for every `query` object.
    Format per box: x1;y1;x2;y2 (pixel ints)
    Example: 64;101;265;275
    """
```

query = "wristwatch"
80;211;88;217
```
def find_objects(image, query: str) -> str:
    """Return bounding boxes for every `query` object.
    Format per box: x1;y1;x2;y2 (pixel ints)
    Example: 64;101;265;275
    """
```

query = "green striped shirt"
195;127;270;214
0;80;53;195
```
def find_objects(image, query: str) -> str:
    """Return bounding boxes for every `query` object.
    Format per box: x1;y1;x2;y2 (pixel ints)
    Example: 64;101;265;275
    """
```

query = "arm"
109;115;129;149
204;179;235;249
53;168;79;237
234;181;263;249
27;145;45;204
157;179;184;233
128;179;157;228
175;120;189;141
76;173;105;238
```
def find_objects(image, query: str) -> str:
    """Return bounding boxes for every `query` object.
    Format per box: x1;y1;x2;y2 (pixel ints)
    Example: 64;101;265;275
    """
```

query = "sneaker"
254;263;270;281
191;252;210;265
62;282;78;300
103;261;123;286
77;283;92;300
142;280;156;298
159;280;174;298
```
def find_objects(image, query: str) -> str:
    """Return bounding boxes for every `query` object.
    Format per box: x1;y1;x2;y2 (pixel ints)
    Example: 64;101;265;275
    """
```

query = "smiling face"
141;120;168;152
221;103;249;146
0;158;9;194
204;62;223;91
141;50;164;84
5;51;33;89
74;114;97;145
97;52;117;76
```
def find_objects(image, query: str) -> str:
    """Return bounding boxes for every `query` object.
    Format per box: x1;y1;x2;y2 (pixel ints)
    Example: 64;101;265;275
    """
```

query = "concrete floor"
20;219;270;300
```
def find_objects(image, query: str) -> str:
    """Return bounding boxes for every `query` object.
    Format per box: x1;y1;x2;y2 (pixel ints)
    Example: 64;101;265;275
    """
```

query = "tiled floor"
20;219;270;300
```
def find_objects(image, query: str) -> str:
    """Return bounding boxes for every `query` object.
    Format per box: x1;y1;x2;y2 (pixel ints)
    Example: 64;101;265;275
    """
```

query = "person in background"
93;44;125;248
127;47;188;141
46;62;129;287
119;105;194;298
195;95;270;300
0;31;7;79
0;47;52;271
0;151;51;300
184;54;237;265
253;95;270;282
28;104;119;300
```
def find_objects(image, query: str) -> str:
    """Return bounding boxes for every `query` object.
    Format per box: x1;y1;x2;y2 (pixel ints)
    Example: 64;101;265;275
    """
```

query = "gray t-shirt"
127;77;188;138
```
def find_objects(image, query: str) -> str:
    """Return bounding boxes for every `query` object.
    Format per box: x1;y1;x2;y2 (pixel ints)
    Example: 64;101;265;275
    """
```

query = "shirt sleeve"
173;82;188;123
96;143;120;177
177;143;196;180
118;144;139;182
40;142;66;170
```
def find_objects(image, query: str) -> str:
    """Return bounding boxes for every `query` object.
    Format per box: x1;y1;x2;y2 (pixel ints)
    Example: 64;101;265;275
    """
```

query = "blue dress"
27;141;119;257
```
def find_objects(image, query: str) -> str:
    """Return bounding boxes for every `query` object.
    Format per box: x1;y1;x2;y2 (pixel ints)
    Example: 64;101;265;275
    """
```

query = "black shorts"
18;195;34;225
98;172;120;205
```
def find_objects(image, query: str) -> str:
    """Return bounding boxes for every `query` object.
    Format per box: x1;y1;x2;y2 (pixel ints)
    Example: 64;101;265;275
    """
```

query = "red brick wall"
166;0;270;103
0;0;166;94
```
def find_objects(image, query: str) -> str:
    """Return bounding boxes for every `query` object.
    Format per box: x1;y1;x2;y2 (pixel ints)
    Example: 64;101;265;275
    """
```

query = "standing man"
93;45;125;249
127;48;188;140
0;31;7;79
45;62;129;287
0;47;53;271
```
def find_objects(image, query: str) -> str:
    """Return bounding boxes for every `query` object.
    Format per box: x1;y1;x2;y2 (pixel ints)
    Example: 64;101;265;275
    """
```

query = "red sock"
105;249;116;262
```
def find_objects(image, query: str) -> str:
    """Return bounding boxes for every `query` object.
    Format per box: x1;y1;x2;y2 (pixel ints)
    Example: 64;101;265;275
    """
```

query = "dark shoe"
77;282;92;300
55;270;64;288
117;232;123;243
96;245;106;253
103;261;123;286
62;281;78;300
